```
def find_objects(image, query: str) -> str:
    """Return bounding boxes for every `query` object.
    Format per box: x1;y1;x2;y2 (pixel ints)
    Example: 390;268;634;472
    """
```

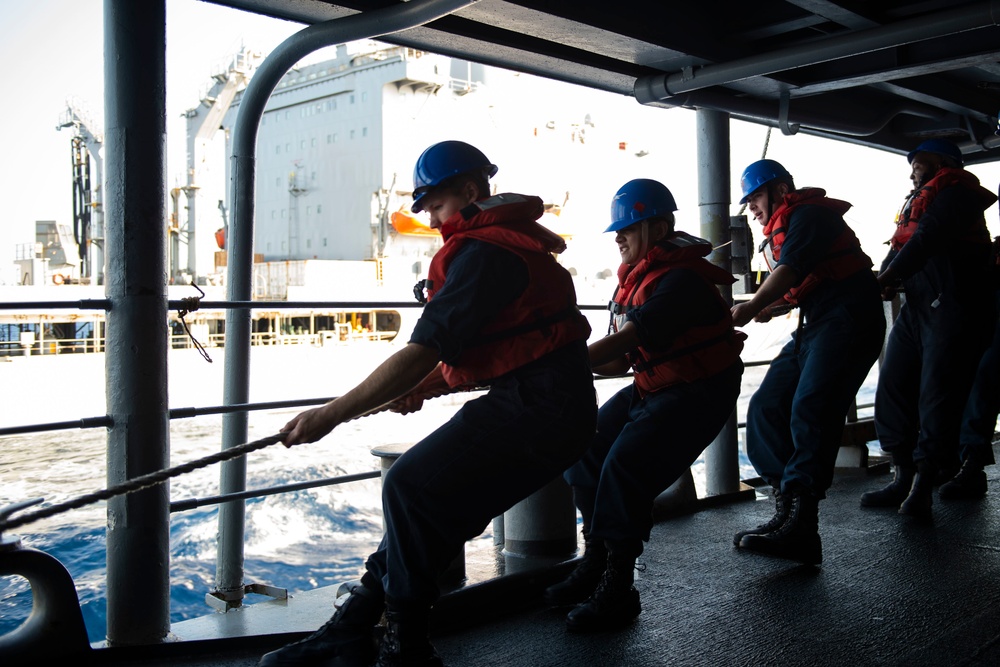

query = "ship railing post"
697;107;742;497
215;0;481;609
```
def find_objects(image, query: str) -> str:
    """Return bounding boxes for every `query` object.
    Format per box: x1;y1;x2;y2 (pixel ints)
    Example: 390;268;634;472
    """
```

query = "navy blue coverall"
746;205;885;497
875;186;996;472
958;288;1000;468
564;266;743;558
364;239;597;606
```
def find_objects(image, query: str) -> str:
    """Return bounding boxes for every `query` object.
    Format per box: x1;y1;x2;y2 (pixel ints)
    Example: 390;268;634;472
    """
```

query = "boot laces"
588;558;635;605
759;495;789;530
378;620;402;661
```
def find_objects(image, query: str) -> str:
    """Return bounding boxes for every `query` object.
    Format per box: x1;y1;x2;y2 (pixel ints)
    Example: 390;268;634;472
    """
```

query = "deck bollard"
501;475;577;574
370;443;465;585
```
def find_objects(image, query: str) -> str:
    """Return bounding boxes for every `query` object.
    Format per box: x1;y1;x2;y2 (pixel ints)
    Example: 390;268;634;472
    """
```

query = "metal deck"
95;444;1000;667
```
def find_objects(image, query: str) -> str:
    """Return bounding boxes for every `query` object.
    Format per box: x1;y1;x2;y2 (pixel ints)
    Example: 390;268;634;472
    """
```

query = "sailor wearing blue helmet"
546;178;745;633
864;138;997;517
732;158;885;565
262;140;595;667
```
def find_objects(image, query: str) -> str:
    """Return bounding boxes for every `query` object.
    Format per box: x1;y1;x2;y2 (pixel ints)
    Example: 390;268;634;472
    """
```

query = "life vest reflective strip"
612;233;745;395
426;193;591;387
760;188;872;306
890;167;996;251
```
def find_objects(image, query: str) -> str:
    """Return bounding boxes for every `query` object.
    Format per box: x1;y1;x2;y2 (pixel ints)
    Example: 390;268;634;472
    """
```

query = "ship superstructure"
220;41;500;296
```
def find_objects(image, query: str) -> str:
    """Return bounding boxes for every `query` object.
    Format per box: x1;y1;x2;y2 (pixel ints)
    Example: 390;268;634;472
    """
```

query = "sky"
2;0;999;285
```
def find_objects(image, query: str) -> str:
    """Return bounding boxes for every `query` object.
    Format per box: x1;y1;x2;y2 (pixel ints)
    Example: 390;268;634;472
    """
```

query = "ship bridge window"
362;92;367;103
317;205;322;214
285;111;290;119
275;145;280;154
362;127;368;137
286;143;291;152
350;94;355;104
275;177;280;187
300;140;305;149
350;130;355;139
311;138;317;147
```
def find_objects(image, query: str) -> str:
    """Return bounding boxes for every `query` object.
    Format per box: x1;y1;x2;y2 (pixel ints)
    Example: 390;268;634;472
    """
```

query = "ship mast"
179;45;260;283
56;100;104;285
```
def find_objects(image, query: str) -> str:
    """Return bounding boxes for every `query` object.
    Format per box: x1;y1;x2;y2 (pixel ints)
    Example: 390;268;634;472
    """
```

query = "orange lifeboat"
390;209;439;237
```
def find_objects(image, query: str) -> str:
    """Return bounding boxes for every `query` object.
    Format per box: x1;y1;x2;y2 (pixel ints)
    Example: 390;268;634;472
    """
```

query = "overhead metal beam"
635;1;1000;102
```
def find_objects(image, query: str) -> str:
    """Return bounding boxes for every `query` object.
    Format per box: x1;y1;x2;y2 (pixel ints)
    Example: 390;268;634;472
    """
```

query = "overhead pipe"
649;86;944;137
218;0;480;610
635;1;1000;103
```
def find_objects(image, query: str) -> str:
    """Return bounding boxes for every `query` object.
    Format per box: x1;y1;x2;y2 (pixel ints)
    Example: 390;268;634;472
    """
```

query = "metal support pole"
696;108;741;496
216;0;482;608
103;0;170;645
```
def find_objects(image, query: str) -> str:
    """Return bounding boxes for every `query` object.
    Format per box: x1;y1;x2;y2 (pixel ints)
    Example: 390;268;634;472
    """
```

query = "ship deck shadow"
165;443;1000;667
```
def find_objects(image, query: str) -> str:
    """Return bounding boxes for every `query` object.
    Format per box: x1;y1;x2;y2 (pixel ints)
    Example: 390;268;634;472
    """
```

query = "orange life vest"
760;188;872;306
425;193;591;388
611;232;745;395
889;167;997;251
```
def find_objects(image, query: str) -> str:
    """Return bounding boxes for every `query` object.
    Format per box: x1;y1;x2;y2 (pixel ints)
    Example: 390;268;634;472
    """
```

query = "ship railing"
0;295;877;433
0;297;407;355
0;295;880;624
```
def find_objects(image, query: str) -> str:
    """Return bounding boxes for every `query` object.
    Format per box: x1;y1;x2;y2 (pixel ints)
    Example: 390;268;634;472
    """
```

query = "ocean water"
0;312;878;644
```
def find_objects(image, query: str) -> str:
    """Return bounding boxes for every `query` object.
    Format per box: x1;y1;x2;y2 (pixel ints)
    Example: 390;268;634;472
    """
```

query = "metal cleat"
0;497;92;663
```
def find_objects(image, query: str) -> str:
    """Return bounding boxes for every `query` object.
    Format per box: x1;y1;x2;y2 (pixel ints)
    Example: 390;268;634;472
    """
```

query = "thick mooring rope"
0;432;286;534
0;381;472;535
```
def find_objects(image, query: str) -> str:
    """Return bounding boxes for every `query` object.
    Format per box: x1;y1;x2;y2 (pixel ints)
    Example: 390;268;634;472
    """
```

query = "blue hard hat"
606;179;677;233
411;140;498;212
907;138;963;165
739;159;792;205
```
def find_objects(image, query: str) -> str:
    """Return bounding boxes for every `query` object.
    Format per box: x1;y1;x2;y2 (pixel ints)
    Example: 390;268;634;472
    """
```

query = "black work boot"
898;463;936;519
374;607;444;667
258;581;384;667
733;489;790;546
739;493;822;565
939;458;988;500
565;553;641;632
860;464;915;508
544;536;608;606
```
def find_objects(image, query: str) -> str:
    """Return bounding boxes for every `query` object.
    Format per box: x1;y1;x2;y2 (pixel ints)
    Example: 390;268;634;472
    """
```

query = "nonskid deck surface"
127;445;1000;667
